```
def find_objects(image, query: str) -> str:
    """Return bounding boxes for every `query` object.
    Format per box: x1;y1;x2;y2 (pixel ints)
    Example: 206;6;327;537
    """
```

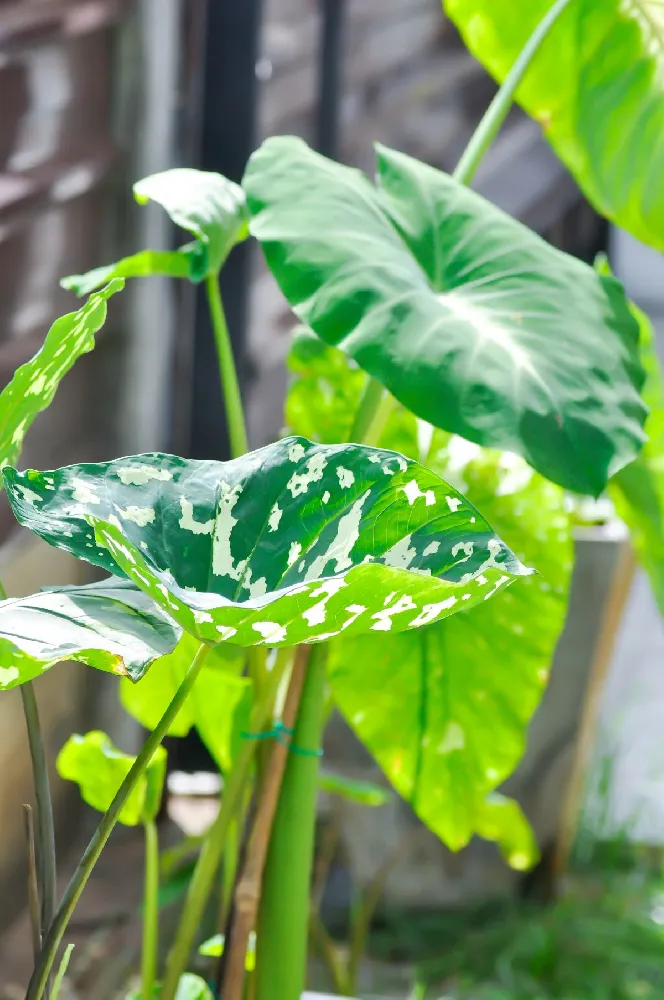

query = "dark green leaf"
444;0;664;252
134;168;249;275
245;136;646;495
4;439;530;647
120;632;251;771
0;580;180;690
318;770;392;807
0;281;123;474
57;730;166;825
62;246;202;297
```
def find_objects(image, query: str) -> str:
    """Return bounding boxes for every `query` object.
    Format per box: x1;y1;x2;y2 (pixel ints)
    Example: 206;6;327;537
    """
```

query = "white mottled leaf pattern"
0;281;123;474
3;439;530;648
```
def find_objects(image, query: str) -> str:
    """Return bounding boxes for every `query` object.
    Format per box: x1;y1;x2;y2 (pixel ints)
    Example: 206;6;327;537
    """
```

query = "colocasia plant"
3;3;664;1000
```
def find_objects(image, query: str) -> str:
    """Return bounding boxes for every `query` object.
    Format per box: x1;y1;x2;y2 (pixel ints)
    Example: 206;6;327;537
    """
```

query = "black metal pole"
315;0;347;159
188;0;264;460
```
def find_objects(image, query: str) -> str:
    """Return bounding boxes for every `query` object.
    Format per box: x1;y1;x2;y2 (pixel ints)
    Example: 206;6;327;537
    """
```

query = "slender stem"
26;641;211;1000
23;805;42;962
255;646;327;1000
21;683;57;953
309;913;349;996
222;646;311;1000
161;740;255;1000
141;819;159;1000
205;272;249;458
452;0;576;186
163;648;293;1000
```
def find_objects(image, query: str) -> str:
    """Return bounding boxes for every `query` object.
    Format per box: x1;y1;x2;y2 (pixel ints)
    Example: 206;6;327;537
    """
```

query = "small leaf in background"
198;931;256;971
245;136;646;495
62;245;203;297
134;168;249;275
0;580;181;690
121;632;252;772
173;974;215;1000
318;770;392;807
475;793;539;871
0;280;123;474
444;0;664;253
3;439;530;649
57;730;166;826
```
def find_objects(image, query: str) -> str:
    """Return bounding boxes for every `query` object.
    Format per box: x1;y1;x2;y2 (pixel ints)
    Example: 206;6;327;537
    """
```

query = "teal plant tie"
240;720;323;758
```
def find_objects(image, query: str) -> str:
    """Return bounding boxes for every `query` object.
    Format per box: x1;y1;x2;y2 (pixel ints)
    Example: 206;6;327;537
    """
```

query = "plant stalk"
26;641;211;1000
21;683;57;954
141;819;159;1000
162;648;294;1000
23;805;42;962
452;0;576;186
255;646;327;1000
205;272;248;458
221;645;311;1000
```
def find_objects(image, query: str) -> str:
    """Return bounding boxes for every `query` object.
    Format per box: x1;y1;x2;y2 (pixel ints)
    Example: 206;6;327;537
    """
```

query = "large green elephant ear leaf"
302;337;574;851
63;168;248;295
444;0;664;252
3;438;530;648
0;579;181;691
57;730;166;826
608;293;664;614
0;281;123;472
120;633;252;772
244;136;646;496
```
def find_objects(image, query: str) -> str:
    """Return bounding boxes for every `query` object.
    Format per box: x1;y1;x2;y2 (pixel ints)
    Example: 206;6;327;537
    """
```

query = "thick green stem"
255;647;327;1000
21;683;57;957
26;641;211;1000
205;272;248;459
348;377;384;443
452;0;576;186
141;819;159;1000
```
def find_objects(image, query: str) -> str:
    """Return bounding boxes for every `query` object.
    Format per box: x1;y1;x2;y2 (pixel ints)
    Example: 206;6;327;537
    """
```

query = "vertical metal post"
315;0;347;159
187;0;264;460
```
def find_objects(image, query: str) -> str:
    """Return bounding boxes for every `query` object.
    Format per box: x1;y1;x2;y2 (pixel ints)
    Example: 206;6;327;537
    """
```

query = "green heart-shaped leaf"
134;168;249;275
57;730;166;825
120;633;252;772
0;281;123;473
3;439;530;647
245;136;647;495
444;0;664;252
0;579;180;690
297;343;572;849
609;295;664;614
329;431;572;849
